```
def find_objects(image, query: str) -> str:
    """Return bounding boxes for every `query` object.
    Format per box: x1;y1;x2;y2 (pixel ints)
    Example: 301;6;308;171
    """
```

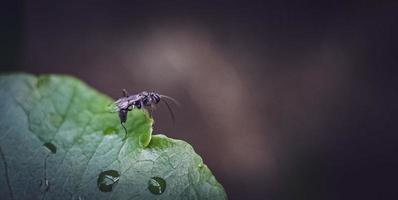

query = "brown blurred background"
1;1;398;199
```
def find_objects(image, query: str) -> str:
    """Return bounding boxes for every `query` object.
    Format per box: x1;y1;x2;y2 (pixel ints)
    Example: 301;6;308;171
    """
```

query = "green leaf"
0;73;226;200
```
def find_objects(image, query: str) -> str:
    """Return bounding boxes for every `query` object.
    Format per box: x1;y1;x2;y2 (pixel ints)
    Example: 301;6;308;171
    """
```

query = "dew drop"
72;195;85;200
97;170;120;192
103;127;117;135
43;142;57;154
148;177;166;195
40;142;56;194
198;163;203;168
39;178;50;192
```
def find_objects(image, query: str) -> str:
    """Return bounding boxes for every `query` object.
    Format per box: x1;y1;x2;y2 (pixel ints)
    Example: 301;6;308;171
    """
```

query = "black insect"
111;89;178;135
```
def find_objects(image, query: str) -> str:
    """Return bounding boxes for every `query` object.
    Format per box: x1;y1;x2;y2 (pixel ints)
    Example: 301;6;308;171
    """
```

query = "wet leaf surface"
0;73;226;200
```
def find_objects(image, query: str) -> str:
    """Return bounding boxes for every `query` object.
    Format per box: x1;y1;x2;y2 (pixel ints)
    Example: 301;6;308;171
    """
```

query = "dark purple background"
1;1;398;199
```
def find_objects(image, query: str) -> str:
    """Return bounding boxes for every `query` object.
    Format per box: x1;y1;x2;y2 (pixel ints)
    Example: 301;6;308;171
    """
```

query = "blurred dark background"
2;0;398;199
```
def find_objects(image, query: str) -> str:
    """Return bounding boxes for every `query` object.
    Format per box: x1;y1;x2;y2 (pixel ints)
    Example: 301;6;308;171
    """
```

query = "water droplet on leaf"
39;179;50;192
148;177;166;195
97;170;120;192
72;195;85;200
43;142;57;154
40;143;55;195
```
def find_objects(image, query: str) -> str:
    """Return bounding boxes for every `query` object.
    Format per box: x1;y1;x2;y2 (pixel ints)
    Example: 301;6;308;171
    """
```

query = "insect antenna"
159;95;180;106
160;95;179;127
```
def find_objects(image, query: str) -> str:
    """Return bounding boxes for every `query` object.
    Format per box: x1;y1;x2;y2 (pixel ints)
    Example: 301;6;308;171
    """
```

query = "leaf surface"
0;74;226;200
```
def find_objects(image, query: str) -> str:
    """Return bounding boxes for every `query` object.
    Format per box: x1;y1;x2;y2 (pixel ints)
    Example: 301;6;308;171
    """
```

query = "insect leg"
119;109;128;123
147;104;156;118
118;109;128;138
121;122;128;140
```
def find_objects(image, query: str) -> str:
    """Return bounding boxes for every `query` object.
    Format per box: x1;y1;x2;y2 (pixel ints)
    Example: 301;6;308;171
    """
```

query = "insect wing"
107;97;128;113
107;101;120;113
126;94;142;102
